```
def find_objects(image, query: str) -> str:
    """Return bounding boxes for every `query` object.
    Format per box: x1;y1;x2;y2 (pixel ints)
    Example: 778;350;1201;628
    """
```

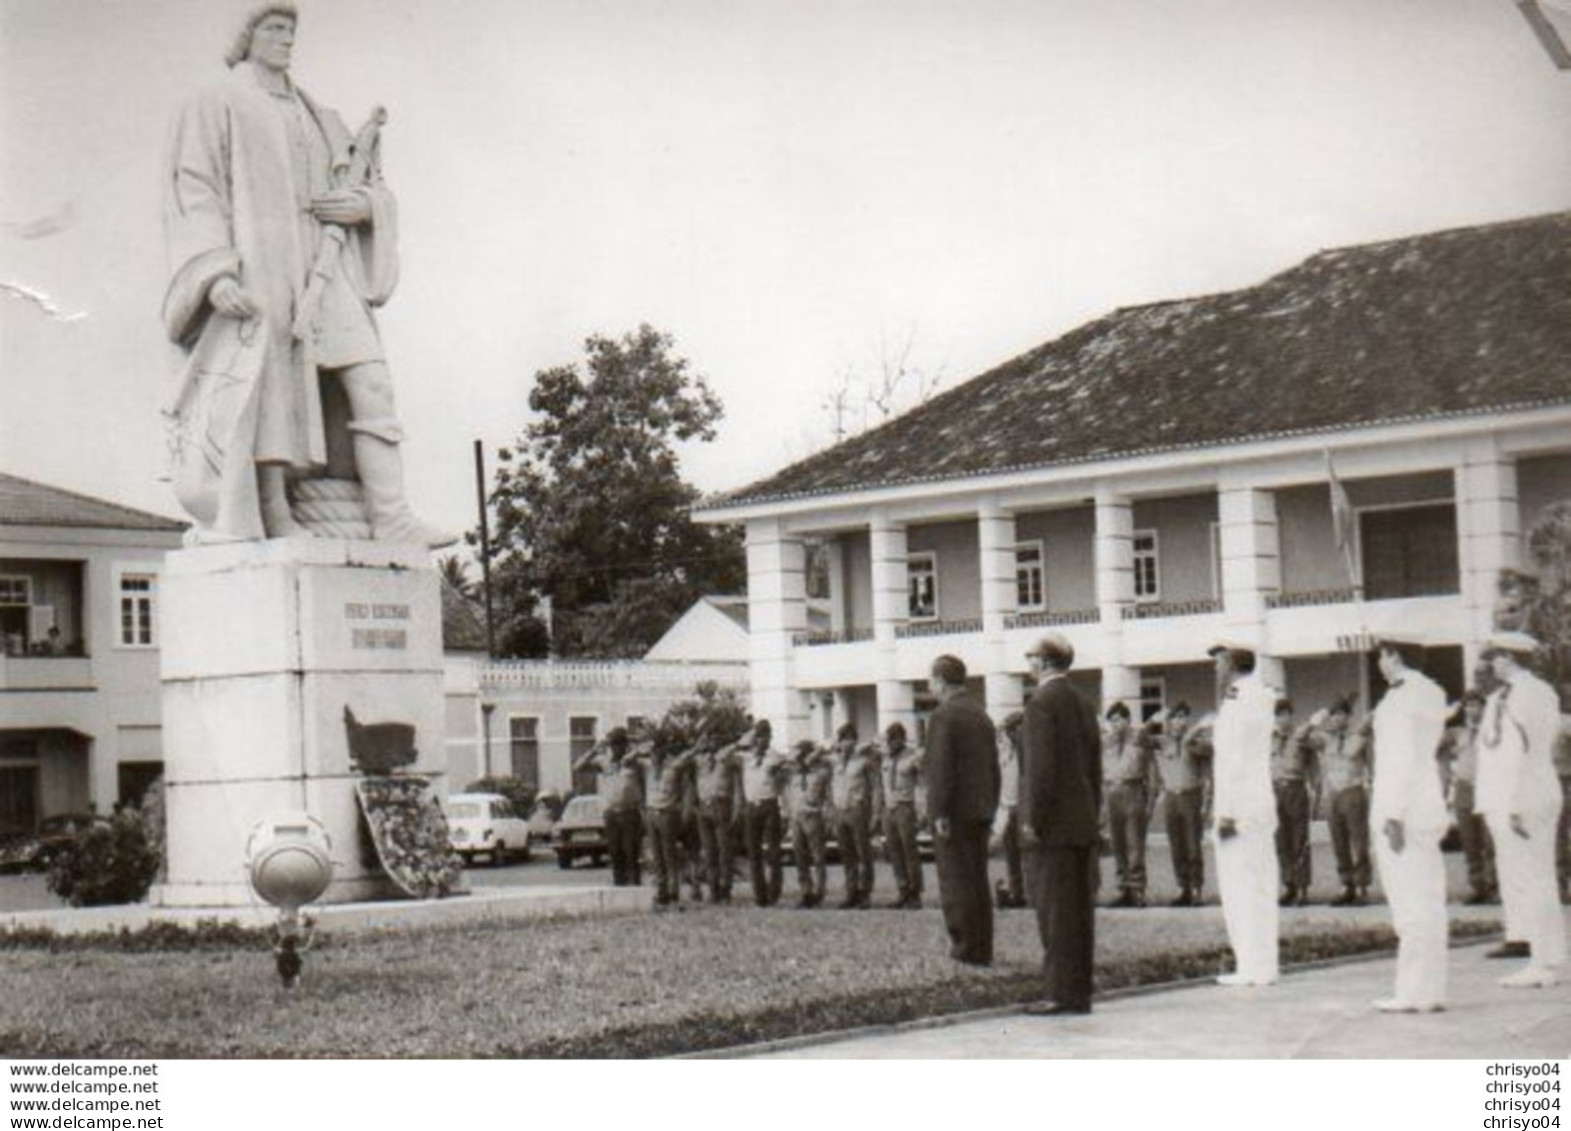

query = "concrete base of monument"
159;537;450;908
2;884;654;937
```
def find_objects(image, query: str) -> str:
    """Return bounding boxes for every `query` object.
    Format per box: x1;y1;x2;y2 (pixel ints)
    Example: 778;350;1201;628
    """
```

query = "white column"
869;510;916;738
1094;488;1135;625
825;538;848;634
977;497;1024;722
1101;664;1142;712
1456;448;1521;655
746;518;811;745
1218;484;1281;633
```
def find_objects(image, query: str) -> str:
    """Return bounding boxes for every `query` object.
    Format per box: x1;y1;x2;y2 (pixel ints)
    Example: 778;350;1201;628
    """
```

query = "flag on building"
1518;0;1571;69
1325;450;1360;591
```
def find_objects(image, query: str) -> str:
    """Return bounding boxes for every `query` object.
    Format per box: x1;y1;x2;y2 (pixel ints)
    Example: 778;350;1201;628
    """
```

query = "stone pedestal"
155;539;447;908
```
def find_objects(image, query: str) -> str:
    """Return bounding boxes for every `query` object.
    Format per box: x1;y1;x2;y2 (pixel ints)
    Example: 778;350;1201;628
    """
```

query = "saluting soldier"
694;729;746;904
1442;690;1497;906
993;711;1028;909
829;724;883;909
1102;702;1155;908
740;720;790;907
1150;702;1210;907
1270;698;1318;907
1303;698;1373;906
880;721;926;909
571;727;645;887
644;738;698;906
788;739;833;908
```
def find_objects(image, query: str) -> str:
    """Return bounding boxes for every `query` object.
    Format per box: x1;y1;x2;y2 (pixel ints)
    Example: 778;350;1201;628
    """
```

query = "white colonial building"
696;212;1571;740
0;473;186;830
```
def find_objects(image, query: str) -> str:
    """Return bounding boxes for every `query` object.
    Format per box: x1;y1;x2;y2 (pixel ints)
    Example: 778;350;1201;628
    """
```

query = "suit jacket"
925;690;1000;824
1022;675;1102;847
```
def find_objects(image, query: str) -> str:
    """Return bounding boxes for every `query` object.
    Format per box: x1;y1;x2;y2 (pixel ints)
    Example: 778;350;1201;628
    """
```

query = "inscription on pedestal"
347;601;410;650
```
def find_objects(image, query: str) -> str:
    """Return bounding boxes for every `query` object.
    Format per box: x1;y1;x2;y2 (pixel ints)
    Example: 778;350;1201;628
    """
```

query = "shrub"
46;808;162;907
464;775;538;815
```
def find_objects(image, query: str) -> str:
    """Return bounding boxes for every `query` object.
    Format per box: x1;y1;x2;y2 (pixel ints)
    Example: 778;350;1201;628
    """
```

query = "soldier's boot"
1278;885;1298;908
351;427;458;549
1330;886;1357;907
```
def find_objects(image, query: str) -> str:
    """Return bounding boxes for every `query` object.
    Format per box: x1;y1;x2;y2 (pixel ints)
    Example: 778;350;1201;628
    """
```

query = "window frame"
1014;540;1047;611
1353;498;1459;601
906;551;939;621
507;714;542;789
1132;528;1160;604
113;564;160;650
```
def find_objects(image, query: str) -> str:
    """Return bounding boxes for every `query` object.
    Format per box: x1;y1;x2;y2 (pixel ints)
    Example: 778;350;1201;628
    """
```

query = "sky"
2;0;1570;541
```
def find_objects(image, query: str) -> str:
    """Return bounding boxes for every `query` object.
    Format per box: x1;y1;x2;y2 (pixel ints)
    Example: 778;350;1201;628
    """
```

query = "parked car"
443;792;532;866
553;794;608;869
0;813;106;874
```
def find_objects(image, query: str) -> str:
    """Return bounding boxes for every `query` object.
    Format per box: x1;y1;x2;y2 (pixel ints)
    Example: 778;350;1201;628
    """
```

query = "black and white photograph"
1;0;1569;1118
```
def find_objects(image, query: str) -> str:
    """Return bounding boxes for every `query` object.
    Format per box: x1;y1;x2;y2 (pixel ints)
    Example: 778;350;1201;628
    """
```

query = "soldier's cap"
1482;630;1540;658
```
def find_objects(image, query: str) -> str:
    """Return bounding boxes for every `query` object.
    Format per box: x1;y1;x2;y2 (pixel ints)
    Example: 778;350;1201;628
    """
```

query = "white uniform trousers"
1488;811;1566;968
1373;828;1449;1006
1215;823;1280;981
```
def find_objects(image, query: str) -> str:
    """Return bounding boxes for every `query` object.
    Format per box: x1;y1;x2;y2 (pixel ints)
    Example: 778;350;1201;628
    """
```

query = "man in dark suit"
925;654;1001;966
1020;632;1102;1015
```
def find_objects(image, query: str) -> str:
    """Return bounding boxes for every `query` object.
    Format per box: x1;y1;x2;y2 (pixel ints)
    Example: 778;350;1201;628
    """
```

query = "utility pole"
473;439;496;659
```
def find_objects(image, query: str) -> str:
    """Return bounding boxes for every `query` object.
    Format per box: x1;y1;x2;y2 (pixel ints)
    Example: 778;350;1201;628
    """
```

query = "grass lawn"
0;895;1501;1059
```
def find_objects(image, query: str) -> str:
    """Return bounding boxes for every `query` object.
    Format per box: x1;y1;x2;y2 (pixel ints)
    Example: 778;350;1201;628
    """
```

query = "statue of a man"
162;4;450;547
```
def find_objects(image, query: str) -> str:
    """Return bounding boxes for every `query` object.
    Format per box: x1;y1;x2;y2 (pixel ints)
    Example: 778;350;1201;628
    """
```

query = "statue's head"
226;4;298;69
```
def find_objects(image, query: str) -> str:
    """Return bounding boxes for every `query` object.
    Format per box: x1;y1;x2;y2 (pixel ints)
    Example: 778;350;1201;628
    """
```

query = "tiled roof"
706;211;1571;510
0;472;186;532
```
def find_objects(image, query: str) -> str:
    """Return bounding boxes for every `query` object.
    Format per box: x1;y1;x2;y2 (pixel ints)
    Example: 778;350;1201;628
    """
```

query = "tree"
1496;500;1571;700
820;324;946;443
487;325;746;658
437;552;476;599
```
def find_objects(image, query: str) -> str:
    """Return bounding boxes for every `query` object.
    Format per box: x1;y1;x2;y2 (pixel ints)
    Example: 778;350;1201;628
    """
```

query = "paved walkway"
749;932;1571;1059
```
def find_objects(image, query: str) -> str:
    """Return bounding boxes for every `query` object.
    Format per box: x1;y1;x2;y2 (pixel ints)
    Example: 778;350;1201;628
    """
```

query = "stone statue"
162;4;452;547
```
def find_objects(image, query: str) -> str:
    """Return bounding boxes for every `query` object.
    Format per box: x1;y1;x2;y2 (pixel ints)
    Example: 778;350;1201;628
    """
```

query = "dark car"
553;795;608;869
0;813;105;874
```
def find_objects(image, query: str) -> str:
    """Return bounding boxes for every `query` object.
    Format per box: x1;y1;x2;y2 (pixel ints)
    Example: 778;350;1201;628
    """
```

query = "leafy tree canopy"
487;325;745;657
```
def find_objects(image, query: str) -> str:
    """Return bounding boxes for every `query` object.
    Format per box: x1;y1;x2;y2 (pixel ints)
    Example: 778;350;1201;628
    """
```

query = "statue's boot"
259;465;317;539
351;429;458;549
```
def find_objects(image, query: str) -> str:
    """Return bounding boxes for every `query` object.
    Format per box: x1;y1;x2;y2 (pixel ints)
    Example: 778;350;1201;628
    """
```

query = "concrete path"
748;933;1571;1059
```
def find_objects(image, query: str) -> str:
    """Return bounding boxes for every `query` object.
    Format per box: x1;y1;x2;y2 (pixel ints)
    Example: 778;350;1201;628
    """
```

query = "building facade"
0;474;186;832
697;213;1571;740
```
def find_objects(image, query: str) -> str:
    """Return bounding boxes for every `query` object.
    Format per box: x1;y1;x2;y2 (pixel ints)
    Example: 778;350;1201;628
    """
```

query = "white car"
444;792;532;866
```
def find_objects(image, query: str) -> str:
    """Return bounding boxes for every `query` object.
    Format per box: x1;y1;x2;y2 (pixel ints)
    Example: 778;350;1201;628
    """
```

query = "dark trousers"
1329;785;1372;890
745;800;784;906
650;808;685;903
1164;789;1206;893
792;810;827;902
605;807;643;887
1107;781;1149;896
885;801;924;901
699;797;735;900
837;804;875;905
1452;779;1497;897
1273;779;1312;893
936;818;994;965
999;806;1025;903
1026;842;1097;1009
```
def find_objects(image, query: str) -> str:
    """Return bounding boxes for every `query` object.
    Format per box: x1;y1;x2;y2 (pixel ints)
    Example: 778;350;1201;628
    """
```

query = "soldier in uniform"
829;724;883;909
1368;635;1451;1012
1209;638;1281;987
740;720;790;907
1442;690;1497;905
880;722;926;909
1151;702;1210;907
1478;632;1566;988
644;738;697;906
1304;698;1373;906
788;740;832;908
571;727;645;887
994;711;1028;909
1270;699;1318;907
694;729;746;904
1102;702;1155;908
